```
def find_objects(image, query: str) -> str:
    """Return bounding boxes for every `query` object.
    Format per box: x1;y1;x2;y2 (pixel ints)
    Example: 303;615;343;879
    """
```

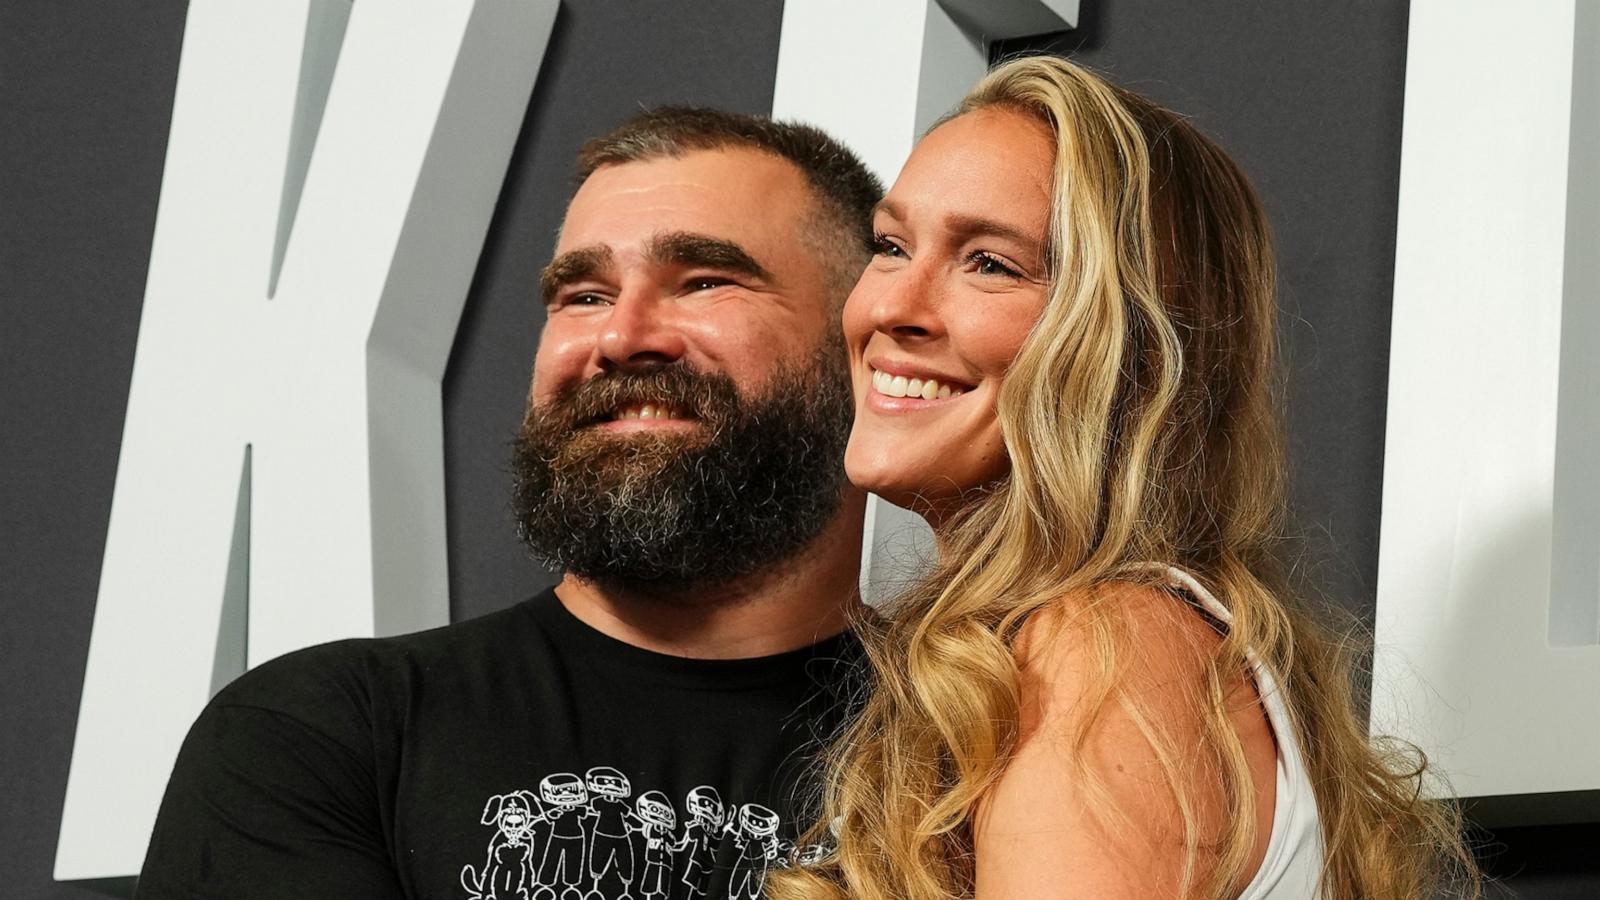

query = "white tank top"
1161;565;1325;899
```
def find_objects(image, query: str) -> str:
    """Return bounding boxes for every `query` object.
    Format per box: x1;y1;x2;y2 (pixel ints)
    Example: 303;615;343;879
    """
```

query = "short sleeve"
135;650;405;899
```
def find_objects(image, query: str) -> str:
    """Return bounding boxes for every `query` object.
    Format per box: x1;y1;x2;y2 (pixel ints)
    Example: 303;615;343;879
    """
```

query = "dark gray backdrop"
2;1;1593;897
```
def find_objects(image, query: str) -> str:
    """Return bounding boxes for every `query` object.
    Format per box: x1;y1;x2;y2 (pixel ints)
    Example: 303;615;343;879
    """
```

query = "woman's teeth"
612;404;686;420
871;368;964;400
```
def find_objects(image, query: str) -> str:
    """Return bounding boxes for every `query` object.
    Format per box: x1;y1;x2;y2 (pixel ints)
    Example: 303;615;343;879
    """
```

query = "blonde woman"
771;56;1476;899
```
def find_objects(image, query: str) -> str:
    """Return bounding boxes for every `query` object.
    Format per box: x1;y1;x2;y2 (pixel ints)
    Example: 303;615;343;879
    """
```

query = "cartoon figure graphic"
584;766;639;899
461;791;541;900
632;790;678;900
791;814;841;869
534;773;590;900
771;838;797;870
792;814;841;868
793;842;830;867
675;786;724;897
725;803;781;900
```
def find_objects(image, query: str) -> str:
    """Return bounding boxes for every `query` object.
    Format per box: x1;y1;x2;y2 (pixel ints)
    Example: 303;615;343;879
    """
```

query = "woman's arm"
973;582;1277;899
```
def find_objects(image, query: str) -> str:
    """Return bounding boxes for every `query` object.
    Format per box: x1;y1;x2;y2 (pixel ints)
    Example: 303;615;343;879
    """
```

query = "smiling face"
532;146;835;417
843;107;1056;519
514;146;860;588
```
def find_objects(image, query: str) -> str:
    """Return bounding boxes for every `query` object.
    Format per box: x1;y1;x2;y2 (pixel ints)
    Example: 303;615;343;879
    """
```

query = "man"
135;107;881;900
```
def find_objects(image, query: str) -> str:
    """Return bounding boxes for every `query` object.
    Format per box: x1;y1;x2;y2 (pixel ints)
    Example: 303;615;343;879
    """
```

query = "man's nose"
596;291;687;371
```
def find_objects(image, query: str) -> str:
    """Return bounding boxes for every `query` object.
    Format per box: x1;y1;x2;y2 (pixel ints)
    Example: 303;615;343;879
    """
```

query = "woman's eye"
870;233;906;258
970;252;1022;278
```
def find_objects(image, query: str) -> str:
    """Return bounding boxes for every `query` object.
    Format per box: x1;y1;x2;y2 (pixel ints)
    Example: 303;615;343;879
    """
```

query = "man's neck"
553;491;867;659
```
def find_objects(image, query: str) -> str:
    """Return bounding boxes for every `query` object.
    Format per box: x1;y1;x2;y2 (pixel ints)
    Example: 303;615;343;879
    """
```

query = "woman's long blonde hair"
770;56;1476;900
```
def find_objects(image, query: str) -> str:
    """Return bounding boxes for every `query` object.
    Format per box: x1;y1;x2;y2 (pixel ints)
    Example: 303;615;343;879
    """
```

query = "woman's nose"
863;260;942;342
596;291;687;371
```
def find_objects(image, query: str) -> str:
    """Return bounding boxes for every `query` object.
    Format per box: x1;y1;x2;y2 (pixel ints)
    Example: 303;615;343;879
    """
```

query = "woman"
771;57;1476;899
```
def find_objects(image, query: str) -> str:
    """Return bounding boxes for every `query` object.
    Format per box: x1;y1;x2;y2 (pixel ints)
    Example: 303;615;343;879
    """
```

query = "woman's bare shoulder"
974;579;1276;899
1013;579;1223;706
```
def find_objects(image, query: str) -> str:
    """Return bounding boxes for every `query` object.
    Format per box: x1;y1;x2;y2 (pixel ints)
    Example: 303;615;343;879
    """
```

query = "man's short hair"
576;106;883;303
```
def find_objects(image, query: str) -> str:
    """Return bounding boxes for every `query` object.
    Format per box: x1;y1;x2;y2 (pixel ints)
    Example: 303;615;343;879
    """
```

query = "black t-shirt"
136;589;860;900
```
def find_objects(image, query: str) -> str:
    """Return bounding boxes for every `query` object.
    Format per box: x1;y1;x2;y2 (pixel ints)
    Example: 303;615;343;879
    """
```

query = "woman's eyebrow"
648;231;772;281
941;213;1043;249
875;199;1042;250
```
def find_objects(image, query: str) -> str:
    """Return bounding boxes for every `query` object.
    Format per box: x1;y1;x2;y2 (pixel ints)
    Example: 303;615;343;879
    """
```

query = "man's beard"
511;348;853;594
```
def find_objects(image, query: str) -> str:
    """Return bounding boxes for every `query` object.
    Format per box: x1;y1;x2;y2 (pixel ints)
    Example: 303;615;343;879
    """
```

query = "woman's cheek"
949;427;1010;492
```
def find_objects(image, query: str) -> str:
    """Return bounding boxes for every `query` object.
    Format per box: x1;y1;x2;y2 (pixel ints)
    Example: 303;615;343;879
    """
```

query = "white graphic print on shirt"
460;765;834;900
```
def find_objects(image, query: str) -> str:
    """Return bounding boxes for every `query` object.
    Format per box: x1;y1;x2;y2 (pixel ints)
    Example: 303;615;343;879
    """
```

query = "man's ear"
481;794;506;825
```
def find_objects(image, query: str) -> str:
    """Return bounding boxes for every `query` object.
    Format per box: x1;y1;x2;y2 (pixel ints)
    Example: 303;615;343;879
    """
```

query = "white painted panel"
773;0;1077;603
1373;0;1600;813
56;0;555;881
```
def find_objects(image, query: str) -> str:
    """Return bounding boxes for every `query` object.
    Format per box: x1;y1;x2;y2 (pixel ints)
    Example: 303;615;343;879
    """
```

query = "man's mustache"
534;365;742;432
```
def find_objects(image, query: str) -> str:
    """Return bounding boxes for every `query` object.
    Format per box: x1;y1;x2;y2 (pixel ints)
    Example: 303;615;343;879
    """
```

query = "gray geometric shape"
1549;0;1600;648
211;444;250;697
269;0;351;298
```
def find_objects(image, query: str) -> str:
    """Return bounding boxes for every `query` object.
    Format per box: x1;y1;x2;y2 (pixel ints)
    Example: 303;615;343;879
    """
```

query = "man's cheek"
528;359;579;407
682;315;801;372
532;325;598;391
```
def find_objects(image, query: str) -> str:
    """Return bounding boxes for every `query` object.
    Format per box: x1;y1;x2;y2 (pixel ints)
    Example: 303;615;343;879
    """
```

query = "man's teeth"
871;368;964;400
613;404;686;420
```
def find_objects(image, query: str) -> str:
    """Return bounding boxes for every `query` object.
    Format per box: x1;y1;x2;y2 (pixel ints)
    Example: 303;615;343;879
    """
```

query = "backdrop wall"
2;0;1593;896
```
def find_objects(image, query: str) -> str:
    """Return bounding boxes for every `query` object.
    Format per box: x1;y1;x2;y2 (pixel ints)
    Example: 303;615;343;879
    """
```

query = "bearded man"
135;107;880;900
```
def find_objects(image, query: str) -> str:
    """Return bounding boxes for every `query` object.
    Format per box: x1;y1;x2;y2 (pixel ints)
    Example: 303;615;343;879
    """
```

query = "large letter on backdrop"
1373;0;1599;824
56;0;555;883
773;0;1078;602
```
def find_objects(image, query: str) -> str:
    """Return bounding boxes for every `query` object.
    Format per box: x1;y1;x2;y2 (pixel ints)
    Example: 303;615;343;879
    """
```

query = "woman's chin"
845;439;998;521
845;445;915;506
844;468;954;524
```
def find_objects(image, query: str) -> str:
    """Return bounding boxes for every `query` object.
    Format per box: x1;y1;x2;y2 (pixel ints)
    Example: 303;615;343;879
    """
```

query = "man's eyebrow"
540;246;614;304
648;231;772;282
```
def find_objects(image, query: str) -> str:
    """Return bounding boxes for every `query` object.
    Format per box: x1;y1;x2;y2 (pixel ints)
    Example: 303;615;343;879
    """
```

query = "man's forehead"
582;144;803;190
557;148;810;243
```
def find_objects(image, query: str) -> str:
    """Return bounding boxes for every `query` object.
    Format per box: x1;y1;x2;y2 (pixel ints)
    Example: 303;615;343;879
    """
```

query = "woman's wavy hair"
770;56;1477;899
